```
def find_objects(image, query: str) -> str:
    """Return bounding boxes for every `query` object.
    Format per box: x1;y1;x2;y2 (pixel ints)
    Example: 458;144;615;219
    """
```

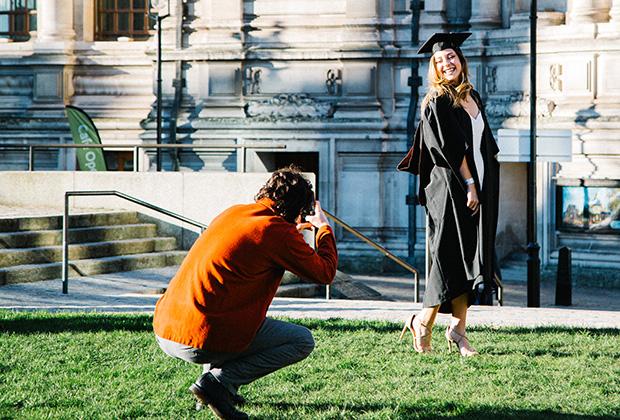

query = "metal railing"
62;190;208;294
323;210;422;303
0;143;286;172
321;212;503;305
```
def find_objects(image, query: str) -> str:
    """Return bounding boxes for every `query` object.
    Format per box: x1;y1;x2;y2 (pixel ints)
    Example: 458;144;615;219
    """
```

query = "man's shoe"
189;373;248;420
194;393;245;411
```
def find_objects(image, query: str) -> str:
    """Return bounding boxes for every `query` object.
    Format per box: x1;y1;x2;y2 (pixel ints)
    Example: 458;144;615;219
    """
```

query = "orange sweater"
153;198;338;352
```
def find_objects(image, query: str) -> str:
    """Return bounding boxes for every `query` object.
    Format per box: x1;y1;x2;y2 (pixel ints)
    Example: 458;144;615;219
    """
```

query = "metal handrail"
323;210;504;306
0;143;286;172
323;209;422;303
62;190;208;294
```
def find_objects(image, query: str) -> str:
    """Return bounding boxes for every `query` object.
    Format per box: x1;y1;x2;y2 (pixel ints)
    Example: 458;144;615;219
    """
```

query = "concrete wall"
0;171;315;249
497;163;528;260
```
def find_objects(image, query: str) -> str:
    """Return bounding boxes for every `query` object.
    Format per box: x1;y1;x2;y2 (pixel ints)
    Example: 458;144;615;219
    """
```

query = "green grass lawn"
0;311;618;419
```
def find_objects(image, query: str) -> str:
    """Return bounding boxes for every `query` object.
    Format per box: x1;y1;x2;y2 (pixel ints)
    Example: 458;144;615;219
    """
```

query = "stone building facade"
0;0;619;270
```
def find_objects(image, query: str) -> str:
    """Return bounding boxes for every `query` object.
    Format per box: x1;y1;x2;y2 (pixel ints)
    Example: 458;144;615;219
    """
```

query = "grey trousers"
156;318;315;396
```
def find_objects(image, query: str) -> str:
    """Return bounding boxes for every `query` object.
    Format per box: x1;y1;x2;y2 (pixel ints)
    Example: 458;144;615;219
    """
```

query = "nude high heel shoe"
445;326;478;357
399;314;432;353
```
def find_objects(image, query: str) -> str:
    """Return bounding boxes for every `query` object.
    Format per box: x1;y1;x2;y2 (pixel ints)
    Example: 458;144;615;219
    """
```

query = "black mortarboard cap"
417;32;472;55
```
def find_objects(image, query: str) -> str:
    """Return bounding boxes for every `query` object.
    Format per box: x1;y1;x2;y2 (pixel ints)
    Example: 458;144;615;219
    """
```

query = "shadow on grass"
251;401;608;419
0;311;153;334
0;311;617;338
295;318;620;337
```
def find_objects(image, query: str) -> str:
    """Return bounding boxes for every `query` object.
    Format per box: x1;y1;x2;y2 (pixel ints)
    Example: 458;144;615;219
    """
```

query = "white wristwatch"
464;178;475;185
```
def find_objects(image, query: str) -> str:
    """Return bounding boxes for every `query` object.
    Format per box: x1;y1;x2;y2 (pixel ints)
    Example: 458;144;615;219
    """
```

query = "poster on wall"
560;186;620;232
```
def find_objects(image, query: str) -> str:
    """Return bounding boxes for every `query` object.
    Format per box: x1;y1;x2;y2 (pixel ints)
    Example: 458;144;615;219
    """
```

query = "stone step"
0;223;158;248
0;237;177;268
0;211;140;233
275;283;323;298
0;250;187;285
499;267;527;282
330;270;387;300
557;233;620;253
549;250;620;269
278;270;386;300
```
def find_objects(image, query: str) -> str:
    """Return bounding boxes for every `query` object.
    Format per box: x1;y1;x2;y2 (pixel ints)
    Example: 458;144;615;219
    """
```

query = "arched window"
0;0;37;42
95;0;152;41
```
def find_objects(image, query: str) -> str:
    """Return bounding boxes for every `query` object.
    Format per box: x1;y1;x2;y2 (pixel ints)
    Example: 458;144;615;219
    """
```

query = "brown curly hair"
255;165;315;223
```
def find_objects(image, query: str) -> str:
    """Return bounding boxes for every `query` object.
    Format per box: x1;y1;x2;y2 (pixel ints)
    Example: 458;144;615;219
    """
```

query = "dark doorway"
103;151;133;171
257;151;320;196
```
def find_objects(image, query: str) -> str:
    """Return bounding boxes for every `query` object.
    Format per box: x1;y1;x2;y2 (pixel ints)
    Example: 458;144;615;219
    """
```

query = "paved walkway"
1;267;618;329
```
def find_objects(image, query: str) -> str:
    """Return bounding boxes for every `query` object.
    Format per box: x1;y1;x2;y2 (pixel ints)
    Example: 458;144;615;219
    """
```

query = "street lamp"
149;0;170;172
528;0;541;307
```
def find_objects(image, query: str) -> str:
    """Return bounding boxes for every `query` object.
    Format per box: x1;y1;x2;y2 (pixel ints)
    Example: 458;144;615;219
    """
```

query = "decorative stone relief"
0;76;32;96
485;93;557;118
325;69;342;95
484;66;497;94
243;67;262;95
245;94;334;120
549;64;563;92
73;75;151;96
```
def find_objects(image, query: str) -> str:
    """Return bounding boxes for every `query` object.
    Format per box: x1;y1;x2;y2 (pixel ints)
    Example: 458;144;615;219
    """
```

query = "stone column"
566;0;612;24
511;0;565;27
610;0;620;22
446;0;472;31
510;0;531;27
469;0;502;29
420;0;448;39
192;0;242;48
35;0;75;42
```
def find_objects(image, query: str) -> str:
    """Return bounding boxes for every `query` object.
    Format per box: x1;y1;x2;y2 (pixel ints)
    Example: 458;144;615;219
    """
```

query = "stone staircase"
0;212;186;285
0;211;387;299
552;232;620;269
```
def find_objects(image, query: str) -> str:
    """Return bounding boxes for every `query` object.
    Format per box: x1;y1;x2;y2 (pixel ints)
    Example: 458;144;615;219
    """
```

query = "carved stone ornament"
325;69;342;96
484;66;497;94
549;64;563;92
243;67;262;95
245;94;335;119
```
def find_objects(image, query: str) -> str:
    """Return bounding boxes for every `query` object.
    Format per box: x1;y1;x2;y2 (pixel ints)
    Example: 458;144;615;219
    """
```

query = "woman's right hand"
466;185;479;215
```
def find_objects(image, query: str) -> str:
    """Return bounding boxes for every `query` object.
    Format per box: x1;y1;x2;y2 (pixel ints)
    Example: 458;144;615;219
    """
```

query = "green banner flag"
65;105;107;171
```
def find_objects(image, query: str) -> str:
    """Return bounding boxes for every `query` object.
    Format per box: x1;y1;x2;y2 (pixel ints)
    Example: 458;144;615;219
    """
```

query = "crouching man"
153;166;338;419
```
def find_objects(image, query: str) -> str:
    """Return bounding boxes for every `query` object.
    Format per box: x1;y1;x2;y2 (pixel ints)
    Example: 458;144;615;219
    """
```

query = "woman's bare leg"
400;305;439;352
412;305;439;350
417;306;440;331
449;292;468;335
447;293;477;356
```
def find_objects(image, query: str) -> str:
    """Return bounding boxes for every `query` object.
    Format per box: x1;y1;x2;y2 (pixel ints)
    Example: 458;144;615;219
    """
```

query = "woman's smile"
443;66;457;77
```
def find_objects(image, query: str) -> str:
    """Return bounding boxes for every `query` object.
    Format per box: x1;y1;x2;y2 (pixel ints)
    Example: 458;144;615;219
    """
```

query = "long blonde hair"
421;48;474;109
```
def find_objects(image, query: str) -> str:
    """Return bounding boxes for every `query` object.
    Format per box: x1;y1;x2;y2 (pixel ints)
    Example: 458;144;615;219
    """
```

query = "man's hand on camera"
296;222;313;232
304;201;330;229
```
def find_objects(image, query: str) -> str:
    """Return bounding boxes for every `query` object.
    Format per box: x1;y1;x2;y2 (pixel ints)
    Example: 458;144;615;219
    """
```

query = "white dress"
470;112;485;189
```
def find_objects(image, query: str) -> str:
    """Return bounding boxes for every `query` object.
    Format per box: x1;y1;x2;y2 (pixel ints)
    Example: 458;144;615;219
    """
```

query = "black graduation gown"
397;90;501;313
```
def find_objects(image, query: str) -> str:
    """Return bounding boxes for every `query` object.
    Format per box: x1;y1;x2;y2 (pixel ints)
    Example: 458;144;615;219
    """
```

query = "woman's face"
433;48;462;83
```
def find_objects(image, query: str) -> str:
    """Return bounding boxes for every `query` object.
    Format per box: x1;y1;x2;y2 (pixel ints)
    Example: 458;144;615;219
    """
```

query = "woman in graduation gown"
397;32;501;356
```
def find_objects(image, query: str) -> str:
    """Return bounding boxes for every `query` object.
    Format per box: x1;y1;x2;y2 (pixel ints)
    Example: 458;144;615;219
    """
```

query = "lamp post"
527;0;541;307
149;0;170;172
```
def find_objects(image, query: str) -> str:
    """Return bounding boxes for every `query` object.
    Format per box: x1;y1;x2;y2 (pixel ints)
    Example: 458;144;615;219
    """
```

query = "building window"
0;0;37;42
557;185;620;233
95;0;152;41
